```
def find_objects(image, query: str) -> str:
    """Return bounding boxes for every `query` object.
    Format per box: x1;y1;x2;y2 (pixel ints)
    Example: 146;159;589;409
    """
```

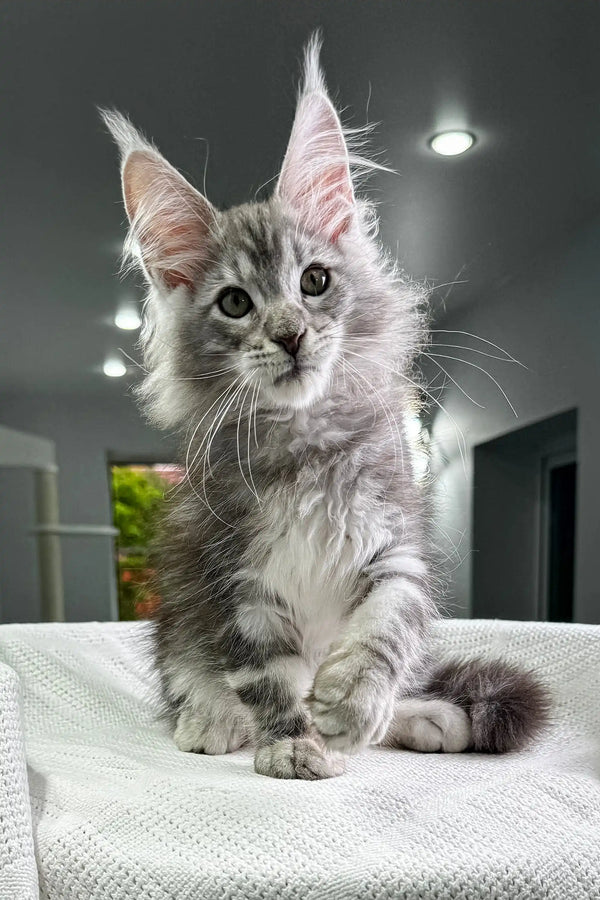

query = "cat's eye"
217;287;253;319
300;265;329;297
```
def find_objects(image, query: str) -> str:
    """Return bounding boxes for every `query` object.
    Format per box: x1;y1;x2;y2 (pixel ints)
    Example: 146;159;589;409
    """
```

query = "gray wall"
430;213;600;624
0;426;56;623
0;390;177;622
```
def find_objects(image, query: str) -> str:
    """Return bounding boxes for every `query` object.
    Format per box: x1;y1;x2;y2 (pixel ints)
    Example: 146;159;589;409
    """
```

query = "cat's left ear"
276;38;355;242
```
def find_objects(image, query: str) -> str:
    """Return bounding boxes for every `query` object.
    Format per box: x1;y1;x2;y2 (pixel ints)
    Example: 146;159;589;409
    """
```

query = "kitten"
103;36;549;779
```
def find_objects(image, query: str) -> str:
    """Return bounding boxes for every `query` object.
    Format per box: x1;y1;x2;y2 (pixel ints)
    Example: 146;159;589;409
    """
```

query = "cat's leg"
382;697;472;752
309;546;434;753
173;666;250;756
159;645;248;754
224;602;345;780
229;655;345;780
171;672;250;755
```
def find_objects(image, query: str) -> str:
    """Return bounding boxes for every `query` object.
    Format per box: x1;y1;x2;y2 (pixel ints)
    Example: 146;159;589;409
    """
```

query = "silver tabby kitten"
103;38;548;780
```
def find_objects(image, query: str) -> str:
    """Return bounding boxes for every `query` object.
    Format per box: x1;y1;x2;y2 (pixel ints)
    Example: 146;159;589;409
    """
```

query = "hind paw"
384;698;472;753
174;708;248;755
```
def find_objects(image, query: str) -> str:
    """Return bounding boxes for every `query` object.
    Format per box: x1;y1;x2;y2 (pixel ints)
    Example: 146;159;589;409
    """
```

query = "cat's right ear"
101;110;216;292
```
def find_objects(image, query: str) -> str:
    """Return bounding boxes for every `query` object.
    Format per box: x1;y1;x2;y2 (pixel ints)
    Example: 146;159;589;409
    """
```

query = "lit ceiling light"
114;306;142;330
103;357;126;378
429;131;475;156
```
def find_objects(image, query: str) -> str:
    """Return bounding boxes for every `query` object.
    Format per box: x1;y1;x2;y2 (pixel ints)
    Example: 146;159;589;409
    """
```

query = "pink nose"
275;330;305;358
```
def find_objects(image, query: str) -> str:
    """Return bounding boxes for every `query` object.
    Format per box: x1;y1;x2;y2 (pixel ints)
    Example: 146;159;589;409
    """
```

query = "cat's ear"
276;36;355;242
101;109;216;292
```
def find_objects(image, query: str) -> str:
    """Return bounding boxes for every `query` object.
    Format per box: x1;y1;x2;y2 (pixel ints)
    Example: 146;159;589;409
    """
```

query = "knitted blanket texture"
0;618;599;900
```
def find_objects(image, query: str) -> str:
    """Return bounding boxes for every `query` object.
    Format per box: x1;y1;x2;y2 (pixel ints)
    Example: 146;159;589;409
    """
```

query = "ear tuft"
301;31;327;97
100;108;153;163
101;109;217;292
276;35;355;243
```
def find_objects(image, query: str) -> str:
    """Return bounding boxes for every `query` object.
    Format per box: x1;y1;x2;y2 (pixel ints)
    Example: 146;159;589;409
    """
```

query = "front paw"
254;737;345;780
309;650;396;753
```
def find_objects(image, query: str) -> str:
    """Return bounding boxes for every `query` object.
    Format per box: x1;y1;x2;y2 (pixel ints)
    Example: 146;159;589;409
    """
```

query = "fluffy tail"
424;658;551;753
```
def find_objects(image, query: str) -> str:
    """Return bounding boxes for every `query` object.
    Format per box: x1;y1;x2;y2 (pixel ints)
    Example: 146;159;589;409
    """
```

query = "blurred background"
1;0;598;624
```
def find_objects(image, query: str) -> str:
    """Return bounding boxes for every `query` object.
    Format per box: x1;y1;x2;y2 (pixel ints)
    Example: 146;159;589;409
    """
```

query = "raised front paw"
309;649;396;753
254;737;346;780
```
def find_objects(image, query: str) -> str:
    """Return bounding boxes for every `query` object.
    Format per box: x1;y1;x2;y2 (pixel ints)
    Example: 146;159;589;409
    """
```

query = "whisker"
178;367;239;382
426;357;485;409
428;352;518;417
246;379;262;502
119;346;237;382
197;376;251;526
342;356;404;487
426;342;525;365
343;360;408;532
200;376;250;481
185;374;244;481
342;348;469;474
118;348;149;374
430;329;526;367
341;359;379;430
427;277;469;298
236;378;261;502
252;379;261;450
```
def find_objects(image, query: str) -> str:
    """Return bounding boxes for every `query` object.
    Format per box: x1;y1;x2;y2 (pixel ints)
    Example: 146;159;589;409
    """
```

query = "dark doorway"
545;459;577;622
472;409;577;621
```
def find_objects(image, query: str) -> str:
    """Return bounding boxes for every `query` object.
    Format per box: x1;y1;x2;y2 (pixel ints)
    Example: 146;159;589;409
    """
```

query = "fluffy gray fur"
102;36;550;779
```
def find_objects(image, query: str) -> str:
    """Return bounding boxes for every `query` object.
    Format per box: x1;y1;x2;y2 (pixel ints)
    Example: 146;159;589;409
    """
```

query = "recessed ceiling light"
103;357;126;378
429;131;475;156
114;306;142;330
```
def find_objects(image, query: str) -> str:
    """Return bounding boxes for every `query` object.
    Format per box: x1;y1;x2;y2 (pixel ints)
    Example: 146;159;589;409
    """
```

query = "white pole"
34;466;65;622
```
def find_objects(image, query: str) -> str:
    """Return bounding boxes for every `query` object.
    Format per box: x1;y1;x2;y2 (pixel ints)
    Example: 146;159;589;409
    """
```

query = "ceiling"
1;0;600;393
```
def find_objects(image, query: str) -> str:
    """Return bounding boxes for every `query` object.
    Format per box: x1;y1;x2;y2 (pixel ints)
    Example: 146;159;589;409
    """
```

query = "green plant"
111;466;168;620
112;466;166;548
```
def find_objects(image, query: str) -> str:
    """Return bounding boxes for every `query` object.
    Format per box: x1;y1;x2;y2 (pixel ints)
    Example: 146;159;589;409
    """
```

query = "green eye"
217;287;253;318
301;265;329;297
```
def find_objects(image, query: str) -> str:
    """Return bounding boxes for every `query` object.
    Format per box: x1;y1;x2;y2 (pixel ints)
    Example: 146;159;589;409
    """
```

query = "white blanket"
1;619;599;900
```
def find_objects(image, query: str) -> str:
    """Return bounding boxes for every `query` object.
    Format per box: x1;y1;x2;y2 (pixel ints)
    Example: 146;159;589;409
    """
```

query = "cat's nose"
275;329;305;358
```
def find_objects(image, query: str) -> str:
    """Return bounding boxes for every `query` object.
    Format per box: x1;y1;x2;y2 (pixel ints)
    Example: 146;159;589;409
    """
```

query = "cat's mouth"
273;362;315;385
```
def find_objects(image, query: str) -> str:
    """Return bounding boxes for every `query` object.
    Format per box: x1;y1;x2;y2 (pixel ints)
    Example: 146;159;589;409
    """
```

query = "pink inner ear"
122;150;215;290
277;93;355;242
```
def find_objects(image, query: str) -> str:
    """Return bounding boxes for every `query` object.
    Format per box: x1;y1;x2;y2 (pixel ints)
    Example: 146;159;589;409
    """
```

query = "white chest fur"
245;458;394;656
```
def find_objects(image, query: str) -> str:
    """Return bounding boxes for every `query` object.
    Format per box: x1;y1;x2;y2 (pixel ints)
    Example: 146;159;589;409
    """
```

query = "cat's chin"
262;367;328;411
